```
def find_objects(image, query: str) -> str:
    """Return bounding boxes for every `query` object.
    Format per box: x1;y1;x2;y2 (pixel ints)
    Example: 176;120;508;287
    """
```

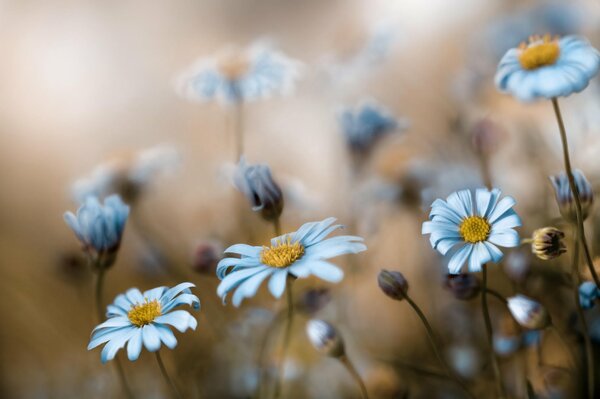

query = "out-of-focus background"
3;0;600;397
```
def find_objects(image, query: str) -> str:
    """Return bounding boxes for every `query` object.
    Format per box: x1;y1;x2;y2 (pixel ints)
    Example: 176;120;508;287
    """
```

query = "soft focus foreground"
3;0;600;398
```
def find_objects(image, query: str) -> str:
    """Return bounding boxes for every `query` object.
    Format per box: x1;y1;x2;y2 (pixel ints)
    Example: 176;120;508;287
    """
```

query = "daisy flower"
495;35;600;102
422;188;521;273
216;217;366;306
88;283;200;363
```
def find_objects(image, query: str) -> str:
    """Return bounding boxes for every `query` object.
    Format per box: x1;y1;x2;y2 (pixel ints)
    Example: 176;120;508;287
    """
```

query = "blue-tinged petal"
107;305;127;317
303;223;344;247
299;218;338;246
92;317;131;333
468;243;491;272
113;294;132;311
142;324;161;352
292;218;335;243
287;261;312;278
448;244;472;274
223;244;262;257
487;196;517;224
436;238;462;255
491;211;522;231
64;212;83;241
217;265;269;298
162;293;201;313
475;189;494;217
154;310;197;332
303;236;366;259
216;257;262;279
308;260;344;283
231;268;273;306
100;328;136;363
429;200;462;224
155;324;178;349
143;286;168;302
125;288;144;305
89;326;135;350
488;230;520;248
483;242;504;263
268;269;288;298
160;282;195;305
127;330;143;361
446;190;471;218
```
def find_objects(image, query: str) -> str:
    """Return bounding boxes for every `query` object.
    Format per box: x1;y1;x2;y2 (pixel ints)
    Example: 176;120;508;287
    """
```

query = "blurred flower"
233;157;284;222
504;250;531;283
64;195;129;268
494;313;521;356
306;319;344;358
579;281;599;310
530;227;566;260
176;40;302;105
422;188;521;273
88;283;200;363
192;240;223;275
217;217;366;306
377;270;409;301
471;117;506;157
449;344;480;379
522;330;542;347
337;100;407;157
444;274;480;300
495;35;600;102
507;295;550;330
296;288;331;315
550;169;594;222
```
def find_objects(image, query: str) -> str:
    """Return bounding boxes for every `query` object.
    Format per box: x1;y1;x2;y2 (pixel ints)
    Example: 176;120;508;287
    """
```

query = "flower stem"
256;310;285;399
339;355;369;399
481;264;506;398
404;294;475;399
552;97;600;289
155;351;183;399
272;278;295;399
273;217;282;237
233;101;244;162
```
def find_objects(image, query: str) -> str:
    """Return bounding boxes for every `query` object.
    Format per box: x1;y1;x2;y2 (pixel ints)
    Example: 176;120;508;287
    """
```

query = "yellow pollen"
260;236;305;268
459;216;491;243
518;34;560;70
128;299;162;327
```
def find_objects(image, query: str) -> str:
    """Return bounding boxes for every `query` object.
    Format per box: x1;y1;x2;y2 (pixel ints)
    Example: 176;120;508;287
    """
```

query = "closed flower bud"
507;295;550;330
531;227;566;260
550;170;594;223
306;319;345;358
579;281;599;310
192;241;222;274
233;157;283;221
296;288;331;315
444;274;480;300
378;270;409;301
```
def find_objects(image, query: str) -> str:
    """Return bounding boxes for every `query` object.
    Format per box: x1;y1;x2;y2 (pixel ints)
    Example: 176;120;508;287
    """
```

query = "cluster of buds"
377;270;409;301
550;170;594;223
530;227;566;260
306;319;345;358
233;157;284;222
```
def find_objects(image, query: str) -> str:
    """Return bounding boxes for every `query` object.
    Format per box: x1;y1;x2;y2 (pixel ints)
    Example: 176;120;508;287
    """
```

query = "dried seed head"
531;227;566;260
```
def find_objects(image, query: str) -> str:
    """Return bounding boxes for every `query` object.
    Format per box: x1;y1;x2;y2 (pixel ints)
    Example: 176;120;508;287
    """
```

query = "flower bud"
531;227;566;260
377;270;409;301
233;157;284;222
579;281;599;310
296;288;331;315
192;241;222;275
550;170;594;223
444;274;480;300
471;117;505;157
306;319;345;358
507;295;550;330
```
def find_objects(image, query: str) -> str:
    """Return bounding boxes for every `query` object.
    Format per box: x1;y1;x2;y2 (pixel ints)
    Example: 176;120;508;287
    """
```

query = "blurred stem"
481;264;506;399
404;294;475;399
478;153;493;191
547;323;576;369
272;278;295;399
486;288;508;305
233;101;244;161
552;98;600;289
256;310;285;399
273;217;281;237
155;351;183;399
339;355;369;399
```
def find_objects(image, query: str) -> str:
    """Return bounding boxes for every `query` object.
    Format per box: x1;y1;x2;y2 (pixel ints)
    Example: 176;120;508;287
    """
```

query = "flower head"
64;195;129;267
88;283;200;363
177;41;302;105
495;35;600;102
507;294;550;330
306;319;345;358
377;270;409;301
233;157;284;222
579;281;599;310
530;227;566;260
422;188;521;273
216;217;366;306
550;169;594;222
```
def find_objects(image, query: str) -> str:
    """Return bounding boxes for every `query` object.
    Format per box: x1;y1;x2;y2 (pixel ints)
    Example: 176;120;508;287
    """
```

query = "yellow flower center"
459;216;491;243
128;299;162;327
260;236;305;268
518;34;560;70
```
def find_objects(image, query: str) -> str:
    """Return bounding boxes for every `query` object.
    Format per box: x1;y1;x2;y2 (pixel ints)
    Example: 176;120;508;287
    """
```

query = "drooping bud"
377;270;409;301
306;319;345;358
233;157;284;222
444;274;480;300
579;281;599;310
530;227;566;260
550;170;594;223
507;295;551;330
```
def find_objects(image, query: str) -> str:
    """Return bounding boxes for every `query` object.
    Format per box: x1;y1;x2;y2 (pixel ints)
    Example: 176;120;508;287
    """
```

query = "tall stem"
273;278;294;399
155;351;183;399
339;355;369;399
552;98;600;288
233;101;244;161
481;264;506;398
404;294;475;399
273;217;281;237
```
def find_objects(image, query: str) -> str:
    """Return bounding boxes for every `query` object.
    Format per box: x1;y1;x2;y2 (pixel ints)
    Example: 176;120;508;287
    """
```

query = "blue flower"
88;283;200;363
495;35;600;102
422;189;521;273
233;157;283;221
579;281;599;310
64;195;130;262
216;217;366;306
177;41;302;105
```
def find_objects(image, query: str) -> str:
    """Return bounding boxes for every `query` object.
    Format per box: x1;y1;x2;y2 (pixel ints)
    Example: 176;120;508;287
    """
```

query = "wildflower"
507;295;550;330
377;270;409;301
422;188;521;273
176;41;302;105
306;319;344;358
64;195;129;268
233;157;284;222
88;283;200;363
444;274;480;300
550;169;594;222
579;281;599;310
216;217;366;306
495;35;600;102
530;227;566;260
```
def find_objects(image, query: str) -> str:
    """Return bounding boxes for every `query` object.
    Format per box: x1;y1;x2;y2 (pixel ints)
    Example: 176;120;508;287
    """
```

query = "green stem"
155;351;183;399
272;278;295;399
339;355;369;399
481;264;506;398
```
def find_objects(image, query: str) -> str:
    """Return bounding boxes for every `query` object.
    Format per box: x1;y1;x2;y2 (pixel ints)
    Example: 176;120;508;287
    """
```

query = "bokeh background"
3;0;600;397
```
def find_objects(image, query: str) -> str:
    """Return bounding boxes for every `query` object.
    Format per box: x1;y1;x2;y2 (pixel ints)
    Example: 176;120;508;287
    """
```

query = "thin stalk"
233;101;244;161
552;98;600;289
339;355;369;399
272;278;295;399
486;288;508;305
482;264;506;398
478;154;493;191
256;310;285;399
155;351;183;399
273;217;281;237
404;294;475;399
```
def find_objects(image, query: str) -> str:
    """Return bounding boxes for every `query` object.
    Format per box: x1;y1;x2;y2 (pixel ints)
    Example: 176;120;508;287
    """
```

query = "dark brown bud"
378;269;409;301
